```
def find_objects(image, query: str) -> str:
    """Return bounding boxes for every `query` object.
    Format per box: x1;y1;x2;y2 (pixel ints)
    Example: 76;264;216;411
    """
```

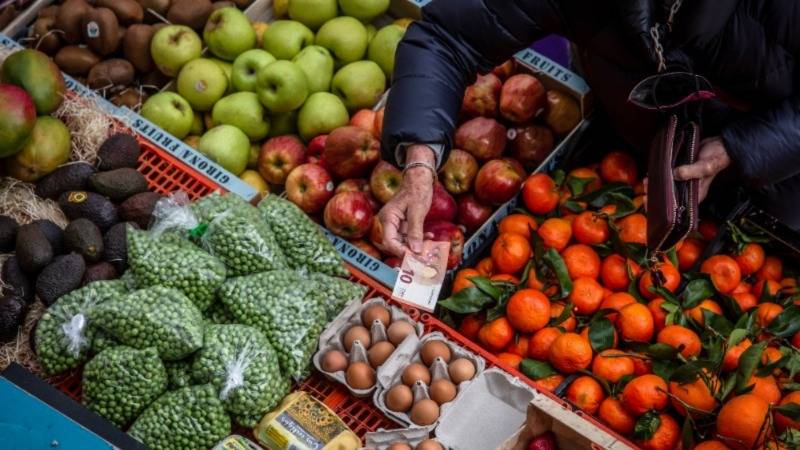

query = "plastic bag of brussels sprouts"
34;280;127;376
310;273;368;321
129;384;231;450
191;324;290;425
258;195;348;277
219;270;326;379
82;346;167;427
194;195;288;277
93;286;204;360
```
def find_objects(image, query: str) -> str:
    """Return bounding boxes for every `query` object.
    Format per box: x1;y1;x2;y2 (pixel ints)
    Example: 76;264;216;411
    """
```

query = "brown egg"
345;362;376;390
448;358;476;384
320;349;348;373
416;440;445;450
387;320;416;345
343;325;371;351
388;444;413;450
385;384;413;412
420;340;452;366
367;341;395;368
410;399;440;425
361;303;391;327
401;363;431;386
429;378;457;405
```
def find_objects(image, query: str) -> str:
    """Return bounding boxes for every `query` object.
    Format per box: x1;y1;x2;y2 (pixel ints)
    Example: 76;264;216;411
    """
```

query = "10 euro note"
391;240;450;312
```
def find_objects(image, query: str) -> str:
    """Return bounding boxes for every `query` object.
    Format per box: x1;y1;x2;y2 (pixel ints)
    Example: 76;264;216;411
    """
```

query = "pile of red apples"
256;59;581;270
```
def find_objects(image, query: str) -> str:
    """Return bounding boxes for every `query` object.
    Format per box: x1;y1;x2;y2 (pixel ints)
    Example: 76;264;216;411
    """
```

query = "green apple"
190;112;205;135
368;24;405;79
210;58;234;94
331;60;386;111
291;45;334;94
177;58;229;111
198;125;250;175
288;0;337;30
212;92;271;141
262;20;314;60
338;0;390;22
150;25;203;76
315;17;368;67
140;92;195;139
256;60;308;113
232;49;276;92
203;7;256;61
297;92;349;141
268;111;298;137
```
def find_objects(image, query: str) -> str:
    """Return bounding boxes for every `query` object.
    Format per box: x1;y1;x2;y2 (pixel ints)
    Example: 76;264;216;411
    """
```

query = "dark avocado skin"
36;253;86;306
58;191;119;231
65;218;104;262
15;224;53;274
35;162;96;200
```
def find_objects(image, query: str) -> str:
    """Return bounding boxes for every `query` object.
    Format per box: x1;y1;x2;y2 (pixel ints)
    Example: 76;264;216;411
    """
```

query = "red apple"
369;161;402;204
323;126;381;179
285;163;334;213
323;191;374;239
426;182;457;222
457;193;493;234
492;59;515;80
350;109;378;136
384;256;401;268
369;215;384;248
374;107;384;140
528;432;557;450
350;239;382;259
544;90;581;135
257;135;306;185
499;74;546;123
474;158;525;205
336;178;380;212
509;124;555;169
461;73;502;118
423;220;464;269
441;149;478;195
307;134;327;165
454;117;506;161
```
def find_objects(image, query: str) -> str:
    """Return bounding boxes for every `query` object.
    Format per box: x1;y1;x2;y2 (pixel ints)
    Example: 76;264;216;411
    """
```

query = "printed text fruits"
323;191;374;239
441;149;479;195
369;161;402;204
323;126;380;179
0;84;36;158
454;117;507;161
285;163;334;213
474;158;525;205
258;135;307;185
499;74;546;123
424;221;464;269
461;73;502;118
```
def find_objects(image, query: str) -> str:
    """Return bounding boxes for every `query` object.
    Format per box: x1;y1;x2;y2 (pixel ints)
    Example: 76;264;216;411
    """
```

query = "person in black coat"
377;0;800;257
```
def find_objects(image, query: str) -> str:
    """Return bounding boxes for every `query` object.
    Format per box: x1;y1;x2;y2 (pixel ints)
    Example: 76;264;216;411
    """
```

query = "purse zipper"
685;123;698;232
652;116;680;254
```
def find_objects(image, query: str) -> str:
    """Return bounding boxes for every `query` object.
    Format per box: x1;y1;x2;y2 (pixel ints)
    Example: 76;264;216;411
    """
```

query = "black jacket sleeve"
722;98;800;188
380;0;564;167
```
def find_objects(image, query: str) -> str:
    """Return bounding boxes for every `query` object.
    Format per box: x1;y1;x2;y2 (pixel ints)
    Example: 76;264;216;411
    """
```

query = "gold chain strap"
649;0;684;73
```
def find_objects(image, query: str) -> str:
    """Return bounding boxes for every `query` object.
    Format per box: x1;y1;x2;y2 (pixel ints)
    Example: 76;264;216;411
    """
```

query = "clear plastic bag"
310;273;368;321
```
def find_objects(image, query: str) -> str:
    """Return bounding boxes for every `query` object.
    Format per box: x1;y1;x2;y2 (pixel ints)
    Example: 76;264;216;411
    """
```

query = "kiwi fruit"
97;0;143;26
212;1;236;10
232;0;254;7
87;59;135;90
39;5;60;19
54;46;101;76
136;0;171;17
82;7;121;56
111;89;148;110
142;70;170;89
30;17;62;55
123;24;155;73
167;0;213;30
0;6;15;31
55;0;92;44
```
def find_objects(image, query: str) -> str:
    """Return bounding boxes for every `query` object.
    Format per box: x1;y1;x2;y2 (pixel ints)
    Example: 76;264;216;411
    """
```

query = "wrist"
405;144;436;167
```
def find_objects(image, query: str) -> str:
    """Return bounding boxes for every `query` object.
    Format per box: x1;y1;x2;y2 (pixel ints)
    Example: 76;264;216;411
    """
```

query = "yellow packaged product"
254;391;360;450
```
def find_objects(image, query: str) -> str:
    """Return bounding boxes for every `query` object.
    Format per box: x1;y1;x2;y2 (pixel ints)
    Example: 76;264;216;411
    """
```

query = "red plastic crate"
136;137;222;200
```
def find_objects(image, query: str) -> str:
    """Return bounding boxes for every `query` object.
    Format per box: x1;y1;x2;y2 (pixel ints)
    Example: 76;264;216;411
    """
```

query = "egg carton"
373;332;486;429
362;427;449;450
313;297;424;397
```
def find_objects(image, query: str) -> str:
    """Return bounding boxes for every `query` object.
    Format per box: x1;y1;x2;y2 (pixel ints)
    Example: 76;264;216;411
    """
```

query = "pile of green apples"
140;3;407;186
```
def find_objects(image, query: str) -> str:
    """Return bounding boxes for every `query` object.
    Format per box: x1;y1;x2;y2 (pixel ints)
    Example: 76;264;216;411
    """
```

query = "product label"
257;394;347;450
67;191;88;204
85;21;100;38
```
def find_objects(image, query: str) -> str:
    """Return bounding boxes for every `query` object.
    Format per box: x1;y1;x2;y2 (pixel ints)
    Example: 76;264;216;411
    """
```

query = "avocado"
35;253;86;306
32;219;64;255
88;168;148;201
81;261;118;285
97;133;141;170
103;221;137;271
35;162;96;200
0;214;18;252
119;191;161;228
64;218;104;262
15;224;53;274
1;256;33;304
58;191;118;231
0;295;27;343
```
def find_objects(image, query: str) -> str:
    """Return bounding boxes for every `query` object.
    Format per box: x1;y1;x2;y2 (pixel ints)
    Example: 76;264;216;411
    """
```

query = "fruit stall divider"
0;0;48;37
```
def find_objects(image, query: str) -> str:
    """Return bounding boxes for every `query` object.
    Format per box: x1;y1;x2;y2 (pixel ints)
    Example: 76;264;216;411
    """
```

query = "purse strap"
650;0;684;73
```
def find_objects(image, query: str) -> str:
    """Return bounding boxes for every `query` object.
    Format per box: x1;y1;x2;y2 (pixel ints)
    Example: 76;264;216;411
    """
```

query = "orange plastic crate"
136;137;222;200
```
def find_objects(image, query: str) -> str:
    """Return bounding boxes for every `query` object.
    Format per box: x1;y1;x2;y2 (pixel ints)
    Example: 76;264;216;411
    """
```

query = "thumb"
674;160;716;181
406;202;428;253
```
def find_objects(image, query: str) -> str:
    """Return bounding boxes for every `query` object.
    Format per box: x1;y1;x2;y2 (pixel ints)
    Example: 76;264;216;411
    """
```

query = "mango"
0;84;36;157
2;49;66;114
6;116;71;182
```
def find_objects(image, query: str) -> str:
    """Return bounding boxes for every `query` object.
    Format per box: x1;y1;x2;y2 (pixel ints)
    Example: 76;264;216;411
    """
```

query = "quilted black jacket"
382;0;800;188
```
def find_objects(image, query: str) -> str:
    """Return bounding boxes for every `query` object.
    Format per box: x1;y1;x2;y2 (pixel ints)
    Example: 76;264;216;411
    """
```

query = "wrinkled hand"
378;145;435;257
674;137;731;202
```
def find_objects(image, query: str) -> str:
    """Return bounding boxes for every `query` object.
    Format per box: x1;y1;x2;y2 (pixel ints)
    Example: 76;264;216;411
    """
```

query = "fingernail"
410;240;421;253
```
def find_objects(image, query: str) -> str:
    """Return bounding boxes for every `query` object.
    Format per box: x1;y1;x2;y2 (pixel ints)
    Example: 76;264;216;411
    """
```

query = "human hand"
378;145;436;256
674;136;731;202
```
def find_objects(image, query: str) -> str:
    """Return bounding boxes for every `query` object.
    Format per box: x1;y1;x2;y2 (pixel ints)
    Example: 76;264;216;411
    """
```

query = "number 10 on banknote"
391;240;450;312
